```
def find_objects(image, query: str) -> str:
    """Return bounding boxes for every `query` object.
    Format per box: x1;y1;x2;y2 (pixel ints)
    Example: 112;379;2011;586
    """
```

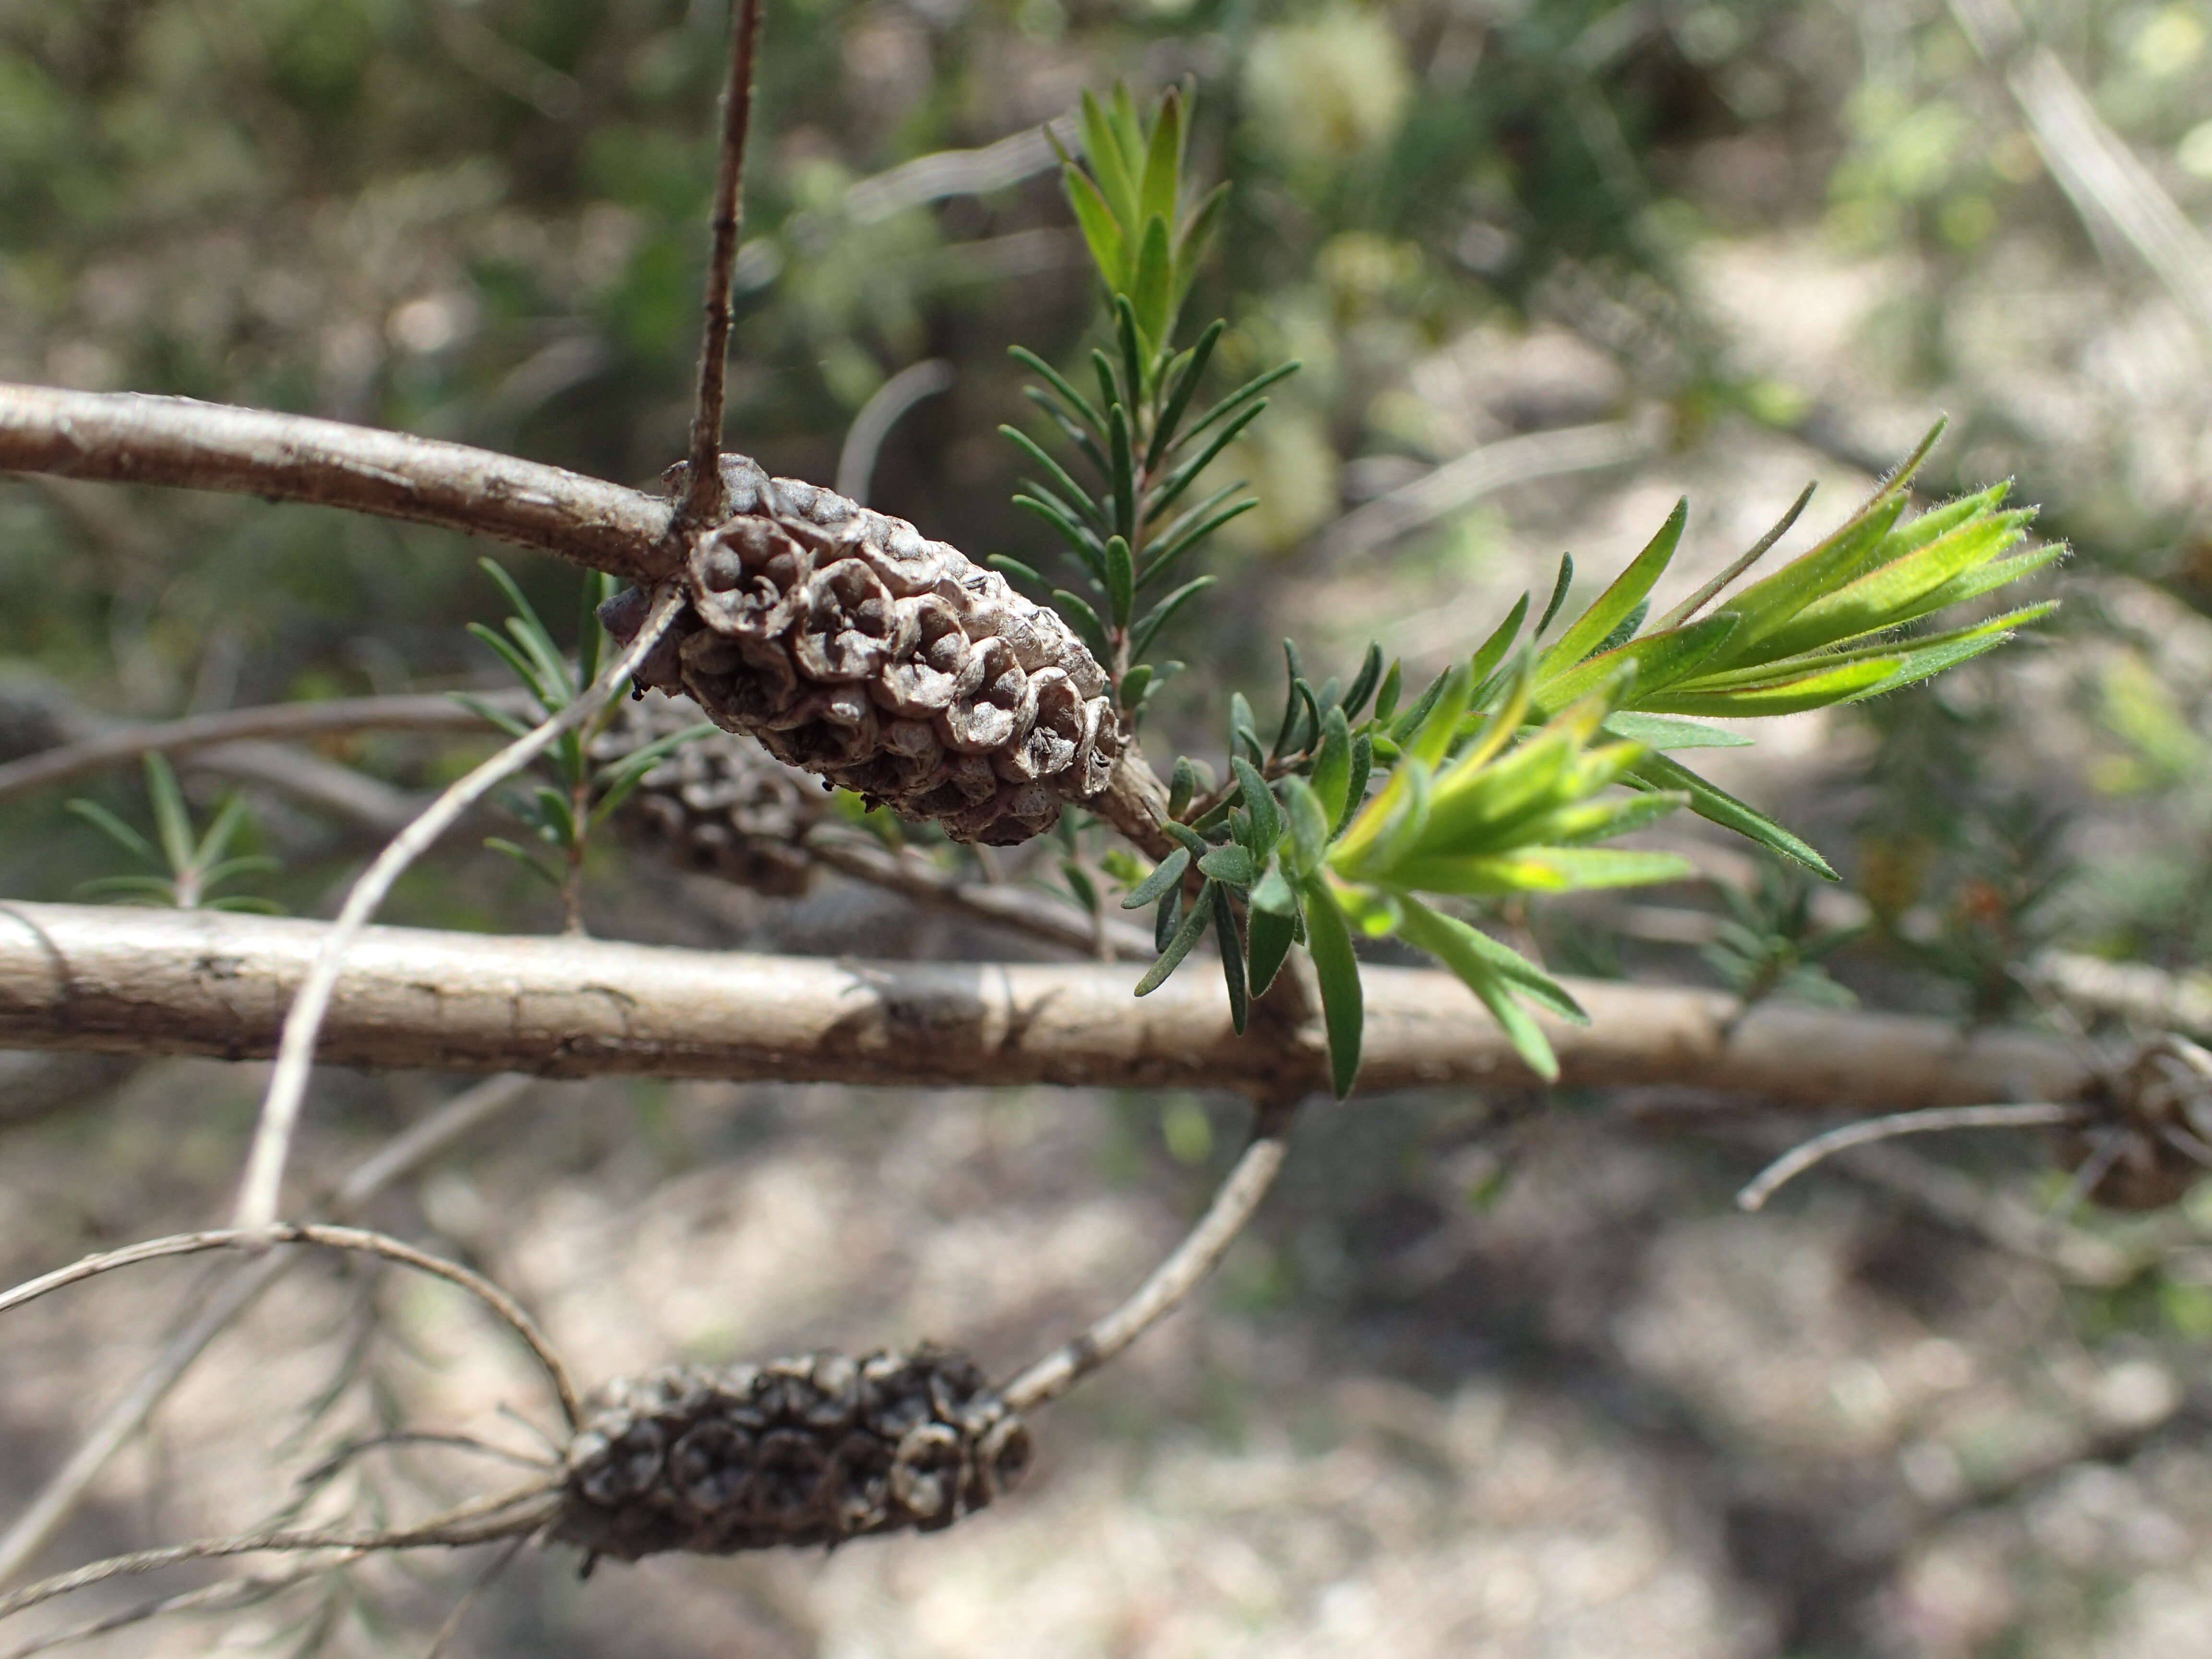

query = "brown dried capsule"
550;1346;1030;1561
589;689;822;896
600;456;1122;846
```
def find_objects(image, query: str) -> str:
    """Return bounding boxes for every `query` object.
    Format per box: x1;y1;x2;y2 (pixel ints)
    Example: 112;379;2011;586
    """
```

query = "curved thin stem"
834;359;955;506
0;1481;560;1624
683;0;765;525
0;1224;579;1433
0;1549;370;1659
230;583;684;1235
1003;1131;1287;1412
1736;1101;2082;1212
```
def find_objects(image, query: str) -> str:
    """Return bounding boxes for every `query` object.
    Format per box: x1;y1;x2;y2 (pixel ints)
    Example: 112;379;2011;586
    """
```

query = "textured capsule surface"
591;690;822;895
601;456;1122;846
551;1347;1031;1560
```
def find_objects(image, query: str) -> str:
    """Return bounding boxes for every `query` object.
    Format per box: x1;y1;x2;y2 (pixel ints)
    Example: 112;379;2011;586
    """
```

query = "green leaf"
1750;505;2034;661
1103;534;1136;629
1009;345;1106;433
484;836;565;889
1147;399;1267;522
1537;498;1686;679
1171;361;1298;458
1140;483;1253;587
1407;661;1476;767
75;874;178;902
1629;753;1836;878
1168;757;1199;819
1247;868;1299;998
66;797;156;865
1641;655;1903;718
1139;87;1183;233
1301;876;1366;1097
1387;846;1694;895
1212;884;1249;1034
1123;845;1192;908
1063;859;1101;914
1078;90;1139;238
1106;402;1136;541
1197;842;1259;886
1534;553;1575;639
1372;661;1404;724
1230;691;1262;761
990;553;1045;588
1171;181;1230;316
1655;481;1817;630
1541;610;1739;709
1310;706;1353;826
1024;386;1110;478
1331;757;1433;878
1051;588;1114;661
1855;603;2055;696
1154;885;1182;952
468;622;553;709
1601;712;1753;750
1464;592;1532;702
1115;296;1147;415
1001;427;1106;530
1108;84;1147;185
1011;493;1108;579
1342;644;1385;721
1394;896;1565;1080
450;691;533;740
1340;733;1373;835
1130;214;1175;353
1136;878;1217;994
1147;320;1225;472
1283;774;1329;876
1231;757;1283;854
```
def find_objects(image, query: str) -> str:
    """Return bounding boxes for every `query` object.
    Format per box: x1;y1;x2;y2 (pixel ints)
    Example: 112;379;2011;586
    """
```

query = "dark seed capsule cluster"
551;1347;1031;1561
602;456;1122;847
590;690;821;897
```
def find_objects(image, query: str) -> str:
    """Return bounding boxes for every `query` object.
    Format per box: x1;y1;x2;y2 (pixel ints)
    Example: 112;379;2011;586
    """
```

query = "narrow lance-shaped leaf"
1537;498;1686;679
1146;319;1225;472
1628;753;1836;878
1129;575;1215;662
1246;866;1299;997
1136;877;1217;994
1395;895;1563;1082
1212;884;1249;1035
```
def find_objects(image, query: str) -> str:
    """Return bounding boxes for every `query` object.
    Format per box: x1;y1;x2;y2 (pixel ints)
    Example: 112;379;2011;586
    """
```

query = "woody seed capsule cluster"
550;1347;1030;1561
602;456;1122;846
590;689;822;896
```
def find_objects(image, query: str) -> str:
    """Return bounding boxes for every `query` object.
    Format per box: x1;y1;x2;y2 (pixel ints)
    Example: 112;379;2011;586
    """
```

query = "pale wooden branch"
0;902;2088;1107
0;384;680;578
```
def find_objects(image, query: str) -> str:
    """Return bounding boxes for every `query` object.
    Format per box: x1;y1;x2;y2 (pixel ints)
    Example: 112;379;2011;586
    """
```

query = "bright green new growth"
1011;87;2059;1100
1115;437;2056;1098
999;85;1295;714
68;754;280;913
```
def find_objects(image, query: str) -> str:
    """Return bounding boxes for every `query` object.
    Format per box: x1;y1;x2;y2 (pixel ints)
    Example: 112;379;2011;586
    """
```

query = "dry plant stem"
0;1482;561;1624
1004;1133;1287;1411
0;385;679;578
835;360;955;505
0;1549;371;1659
0;1224;579;1433
1736;1101;2082;1211
681;0;764;526
0;693;525;808
231;585;683;1234
804;831;1154;960
422;1534;528;1659
0;901;2092;1107
0;1075;538;1588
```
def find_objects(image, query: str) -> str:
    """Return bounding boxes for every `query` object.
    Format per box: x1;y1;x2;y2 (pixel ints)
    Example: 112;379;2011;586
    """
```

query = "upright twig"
682;0;766;527
229;584;684;1235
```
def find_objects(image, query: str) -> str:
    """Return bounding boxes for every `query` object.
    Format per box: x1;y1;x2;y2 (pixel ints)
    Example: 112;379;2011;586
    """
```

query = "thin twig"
0;1224;579;1433
0;1073;536;1590
230;585;683;1235
1736;1101;2081;1212
0;1549;370;1659
804;830;1154;959
295;1431;555;1491
421;1533;528;1659
1003;1133;1288;1412
0;694;523;809
682;0;765;526
0;1482;560;1624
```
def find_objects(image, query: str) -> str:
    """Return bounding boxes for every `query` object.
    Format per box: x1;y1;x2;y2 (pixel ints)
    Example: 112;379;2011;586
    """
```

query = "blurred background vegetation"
10;0;2212;1655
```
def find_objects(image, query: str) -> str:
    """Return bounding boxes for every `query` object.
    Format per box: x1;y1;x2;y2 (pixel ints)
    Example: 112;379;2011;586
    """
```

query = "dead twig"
1004;1132;1288;1411
1736;1101;2082;1211
681;0;765;526
0;1223;578;1434
230;585;683;1234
